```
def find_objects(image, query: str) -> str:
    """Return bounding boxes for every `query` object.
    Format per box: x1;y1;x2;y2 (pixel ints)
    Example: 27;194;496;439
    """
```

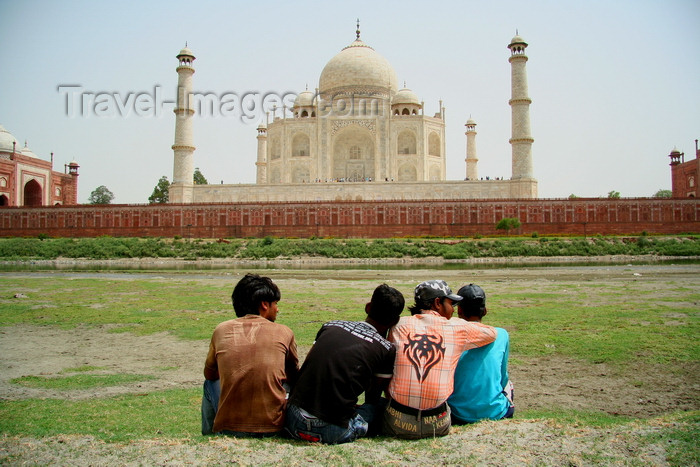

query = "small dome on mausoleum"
294;89;315;108
392;87;420;106
20;141;39;159
0;125;17;153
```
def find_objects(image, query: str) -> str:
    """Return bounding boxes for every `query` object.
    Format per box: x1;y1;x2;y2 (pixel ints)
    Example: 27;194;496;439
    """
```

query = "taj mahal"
3;24;696;238
169;24;537;204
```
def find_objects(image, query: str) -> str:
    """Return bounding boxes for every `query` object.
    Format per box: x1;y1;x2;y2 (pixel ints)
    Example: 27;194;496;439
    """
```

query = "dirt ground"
1;262;698;465
1;326;696;417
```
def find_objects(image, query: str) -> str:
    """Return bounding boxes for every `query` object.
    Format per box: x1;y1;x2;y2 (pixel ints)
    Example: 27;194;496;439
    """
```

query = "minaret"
171;44;196;200
668;147;683;198
67;160;80;205
508;34;534;180
668;147;683;166
465;118;478;180
256;123;268;184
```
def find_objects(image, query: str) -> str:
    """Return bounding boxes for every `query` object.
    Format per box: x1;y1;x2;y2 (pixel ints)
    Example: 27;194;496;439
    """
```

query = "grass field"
0;264;698;465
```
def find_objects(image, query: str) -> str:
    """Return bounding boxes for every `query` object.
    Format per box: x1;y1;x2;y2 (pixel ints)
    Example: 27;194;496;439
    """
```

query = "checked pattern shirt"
388;311;497;410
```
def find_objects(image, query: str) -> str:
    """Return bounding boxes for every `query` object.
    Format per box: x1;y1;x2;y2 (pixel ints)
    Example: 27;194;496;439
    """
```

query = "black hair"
231;273;281;317
409;299;428;315
367;284;405;325
408;297;447;315
458;300;486;319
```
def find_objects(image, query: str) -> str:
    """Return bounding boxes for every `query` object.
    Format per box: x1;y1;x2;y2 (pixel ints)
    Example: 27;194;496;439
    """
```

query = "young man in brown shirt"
202;273;299;436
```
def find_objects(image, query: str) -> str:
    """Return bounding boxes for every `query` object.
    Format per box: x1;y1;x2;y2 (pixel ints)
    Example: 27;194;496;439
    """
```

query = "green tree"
653;189;672;198
193;167;208;185
148;176;170;204
495;217;521;235
568;194;579;199
88;185;115;204
607;190;621;199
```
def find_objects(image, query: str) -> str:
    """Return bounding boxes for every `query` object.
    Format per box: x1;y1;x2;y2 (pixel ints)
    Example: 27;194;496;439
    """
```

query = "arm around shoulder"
462;321;497;349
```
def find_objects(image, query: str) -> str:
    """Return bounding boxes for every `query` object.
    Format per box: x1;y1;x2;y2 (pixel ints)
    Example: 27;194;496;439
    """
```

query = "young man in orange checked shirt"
383;280;497;439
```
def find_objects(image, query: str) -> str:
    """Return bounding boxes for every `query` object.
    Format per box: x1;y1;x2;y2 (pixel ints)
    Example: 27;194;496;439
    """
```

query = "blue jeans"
285;400;386;444
201;379;275;438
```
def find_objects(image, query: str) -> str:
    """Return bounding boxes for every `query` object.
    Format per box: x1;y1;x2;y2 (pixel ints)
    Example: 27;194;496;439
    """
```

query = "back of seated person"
447;284;514;423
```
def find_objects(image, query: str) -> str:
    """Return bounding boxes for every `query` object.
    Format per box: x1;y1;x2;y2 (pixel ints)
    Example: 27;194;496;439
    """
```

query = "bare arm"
500;330;510;389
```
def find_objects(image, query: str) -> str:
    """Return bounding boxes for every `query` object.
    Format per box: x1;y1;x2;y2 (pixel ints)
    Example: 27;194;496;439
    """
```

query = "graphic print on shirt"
232;322;262;344
404;333;445;381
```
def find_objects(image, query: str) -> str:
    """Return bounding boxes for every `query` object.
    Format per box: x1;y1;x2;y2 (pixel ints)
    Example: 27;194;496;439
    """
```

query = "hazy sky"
1;0;698;204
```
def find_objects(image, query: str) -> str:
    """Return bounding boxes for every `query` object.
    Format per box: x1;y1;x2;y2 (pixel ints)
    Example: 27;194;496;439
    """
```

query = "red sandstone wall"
51;172;78;205
671;158;699;198
0;198;698;238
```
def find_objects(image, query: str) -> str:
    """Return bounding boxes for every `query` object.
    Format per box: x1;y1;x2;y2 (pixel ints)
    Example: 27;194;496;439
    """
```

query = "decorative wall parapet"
1;198;697;238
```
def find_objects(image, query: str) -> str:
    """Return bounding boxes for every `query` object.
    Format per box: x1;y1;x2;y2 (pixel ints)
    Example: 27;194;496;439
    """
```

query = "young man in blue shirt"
447;284;514;423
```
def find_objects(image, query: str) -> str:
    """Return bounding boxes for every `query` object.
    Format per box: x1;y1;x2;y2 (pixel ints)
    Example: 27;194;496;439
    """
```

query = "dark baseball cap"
457;284;486;306
414;280;463;302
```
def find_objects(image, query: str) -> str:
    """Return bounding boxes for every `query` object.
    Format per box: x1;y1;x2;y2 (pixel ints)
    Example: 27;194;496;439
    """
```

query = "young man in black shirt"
285;284;405;444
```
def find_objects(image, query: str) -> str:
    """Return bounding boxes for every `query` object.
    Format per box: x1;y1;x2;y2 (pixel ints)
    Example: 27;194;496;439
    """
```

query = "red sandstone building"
0;125;79;207
669;140;699;198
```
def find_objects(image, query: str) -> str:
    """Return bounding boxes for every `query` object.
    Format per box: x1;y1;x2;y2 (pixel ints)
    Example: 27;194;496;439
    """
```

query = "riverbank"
2;254;699;271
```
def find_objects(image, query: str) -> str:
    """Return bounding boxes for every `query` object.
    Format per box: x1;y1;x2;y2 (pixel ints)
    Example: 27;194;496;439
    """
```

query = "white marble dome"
294;89;315;107
319;38;398;96
392;87;420;106
178;46;194;57
20;142;38;159
0;125;19;153
510;35;525;45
